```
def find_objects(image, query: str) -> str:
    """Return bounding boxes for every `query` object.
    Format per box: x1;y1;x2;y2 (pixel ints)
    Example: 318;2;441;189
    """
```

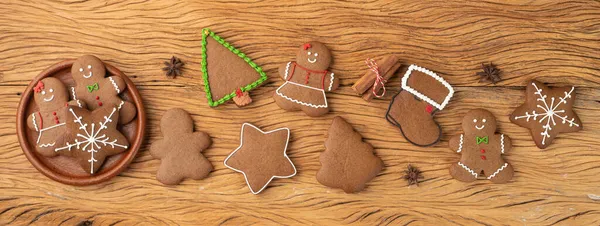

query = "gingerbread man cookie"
71;55;136;124
449;109;513;183
273;42;340;117
27;77;85;157
150;109;213;185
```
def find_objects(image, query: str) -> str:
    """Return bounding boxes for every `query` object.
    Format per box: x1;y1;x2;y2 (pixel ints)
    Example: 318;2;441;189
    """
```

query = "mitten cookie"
71;55;136;124
273;42;340;117
510;80;582;149
386;65;454;146
449;109;513;183
200;28;268;107
54;105;129;174
317;116;383;193
224;123;296;194
150;108;213;185
26;78;85;157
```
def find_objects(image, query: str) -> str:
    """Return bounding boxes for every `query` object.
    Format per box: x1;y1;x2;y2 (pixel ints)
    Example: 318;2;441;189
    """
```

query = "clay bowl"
16;59;146;186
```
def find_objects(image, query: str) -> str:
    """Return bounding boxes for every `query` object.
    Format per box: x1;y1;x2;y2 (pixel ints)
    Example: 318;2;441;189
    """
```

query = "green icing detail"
200;28;267;107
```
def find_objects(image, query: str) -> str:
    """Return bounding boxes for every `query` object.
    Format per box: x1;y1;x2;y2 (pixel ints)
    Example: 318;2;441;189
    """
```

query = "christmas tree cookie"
317;116;383;193
200;28;268;107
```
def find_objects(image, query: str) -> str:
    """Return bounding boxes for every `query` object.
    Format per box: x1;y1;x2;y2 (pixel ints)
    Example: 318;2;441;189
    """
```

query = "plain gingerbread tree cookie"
273;42;340;117
150;108;213;185
449;109;513;183
317;116;383;193
70;55;136;124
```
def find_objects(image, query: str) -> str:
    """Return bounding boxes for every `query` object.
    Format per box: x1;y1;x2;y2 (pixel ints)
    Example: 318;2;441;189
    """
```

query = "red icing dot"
96;96;100;100
481;156;486;160
98;101;103;106
52;112;57;115
425;105;433;114
480;149;486;153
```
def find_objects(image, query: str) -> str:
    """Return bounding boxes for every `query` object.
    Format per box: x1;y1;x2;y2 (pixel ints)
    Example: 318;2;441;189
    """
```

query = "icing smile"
307;58;317;63
475;125;485;130
43;95;55;102
83;71;93;78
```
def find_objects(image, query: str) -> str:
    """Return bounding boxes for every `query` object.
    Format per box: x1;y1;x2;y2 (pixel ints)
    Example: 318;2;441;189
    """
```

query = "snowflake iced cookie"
150;109;213;185
316;117;383;193
26;78;85;157
54;105;129;174
385;65;454;146
449;109;513;183
510;80;582;149
71;55;137;124
224;123;296;194
273;42;340;117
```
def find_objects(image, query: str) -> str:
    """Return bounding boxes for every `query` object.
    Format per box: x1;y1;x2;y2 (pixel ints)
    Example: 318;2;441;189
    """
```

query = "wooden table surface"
1;1;600;225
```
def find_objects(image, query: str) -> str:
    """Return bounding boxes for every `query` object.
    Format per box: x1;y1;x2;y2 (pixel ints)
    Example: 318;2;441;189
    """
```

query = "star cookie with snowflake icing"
54;105;129;174
510;80;582;149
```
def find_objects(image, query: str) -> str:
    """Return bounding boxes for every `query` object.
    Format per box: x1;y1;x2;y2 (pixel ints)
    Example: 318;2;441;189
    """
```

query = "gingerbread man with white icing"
449;109;514;183
273;42;340;117
27;77;85;157
71;55;136;124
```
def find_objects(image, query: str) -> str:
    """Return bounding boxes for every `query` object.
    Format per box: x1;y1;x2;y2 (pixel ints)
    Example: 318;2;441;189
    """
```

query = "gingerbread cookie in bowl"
273;42;340;117
71;55;136;124
449;109;513;183
27;77;85;157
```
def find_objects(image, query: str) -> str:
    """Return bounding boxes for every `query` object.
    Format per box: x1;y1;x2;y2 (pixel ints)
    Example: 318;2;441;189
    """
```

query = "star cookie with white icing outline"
224;123;296;194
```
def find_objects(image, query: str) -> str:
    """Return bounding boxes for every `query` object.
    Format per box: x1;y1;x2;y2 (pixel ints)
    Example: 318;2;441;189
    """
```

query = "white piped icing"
31;113;39;132
457;134;464;153
276;81;328;109
401;64;454;110
328;73;335;91
109;77;120;93
487;163;509;180
458;162;478;178
284;62;292;80
501;134;505;154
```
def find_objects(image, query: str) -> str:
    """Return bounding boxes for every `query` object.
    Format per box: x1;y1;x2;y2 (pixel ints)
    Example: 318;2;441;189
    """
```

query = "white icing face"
307;51;318;64
473;118;487;130
80;65;93;78
42;88;55;102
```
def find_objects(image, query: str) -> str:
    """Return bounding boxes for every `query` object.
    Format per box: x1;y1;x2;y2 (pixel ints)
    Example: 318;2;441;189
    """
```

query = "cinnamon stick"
362;61;402;101
352;55;399;95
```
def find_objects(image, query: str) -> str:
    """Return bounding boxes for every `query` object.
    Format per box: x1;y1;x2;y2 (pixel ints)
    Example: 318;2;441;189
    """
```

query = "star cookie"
224;123;296;194
510;80;582;149
54;105;129;174
150;108;213;185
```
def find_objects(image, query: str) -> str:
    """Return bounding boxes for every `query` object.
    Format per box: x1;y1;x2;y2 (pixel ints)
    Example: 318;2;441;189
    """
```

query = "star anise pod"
163;56;184;78
403;164;424;186
476;63;501;84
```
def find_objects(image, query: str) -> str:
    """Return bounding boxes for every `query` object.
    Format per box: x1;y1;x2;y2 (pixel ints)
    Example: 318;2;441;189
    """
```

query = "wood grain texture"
1;0;600;225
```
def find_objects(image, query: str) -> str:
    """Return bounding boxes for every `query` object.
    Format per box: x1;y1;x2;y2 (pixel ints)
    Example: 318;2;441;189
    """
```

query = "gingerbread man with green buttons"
449;109;514;183
70;55;136;124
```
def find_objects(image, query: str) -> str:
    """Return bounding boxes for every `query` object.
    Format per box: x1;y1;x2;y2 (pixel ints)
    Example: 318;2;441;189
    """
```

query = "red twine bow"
365;58;386;98
33;81;45;93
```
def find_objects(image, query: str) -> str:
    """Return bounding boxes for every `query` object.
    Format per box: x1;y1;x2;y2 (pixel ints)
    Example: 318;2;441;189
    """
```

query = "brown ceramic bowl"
16;59;146;186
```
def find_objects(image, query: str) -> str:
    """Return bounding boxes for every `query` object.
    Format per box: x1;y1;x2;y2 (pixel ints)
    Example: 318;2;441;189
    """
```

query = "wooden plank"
2;84;600;225
1;0;600;225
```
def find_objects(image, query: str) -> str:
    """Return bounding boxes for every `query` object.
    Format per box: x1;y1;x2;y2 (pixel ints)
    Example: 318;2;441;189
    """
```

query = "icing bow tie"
476;136;489;145
87;83;99;93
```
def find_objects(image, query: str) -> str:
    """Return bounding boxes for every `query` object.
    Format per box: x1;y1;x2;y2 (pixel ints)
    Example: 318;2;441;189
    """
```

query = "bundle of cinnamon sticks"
352;55;402;101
